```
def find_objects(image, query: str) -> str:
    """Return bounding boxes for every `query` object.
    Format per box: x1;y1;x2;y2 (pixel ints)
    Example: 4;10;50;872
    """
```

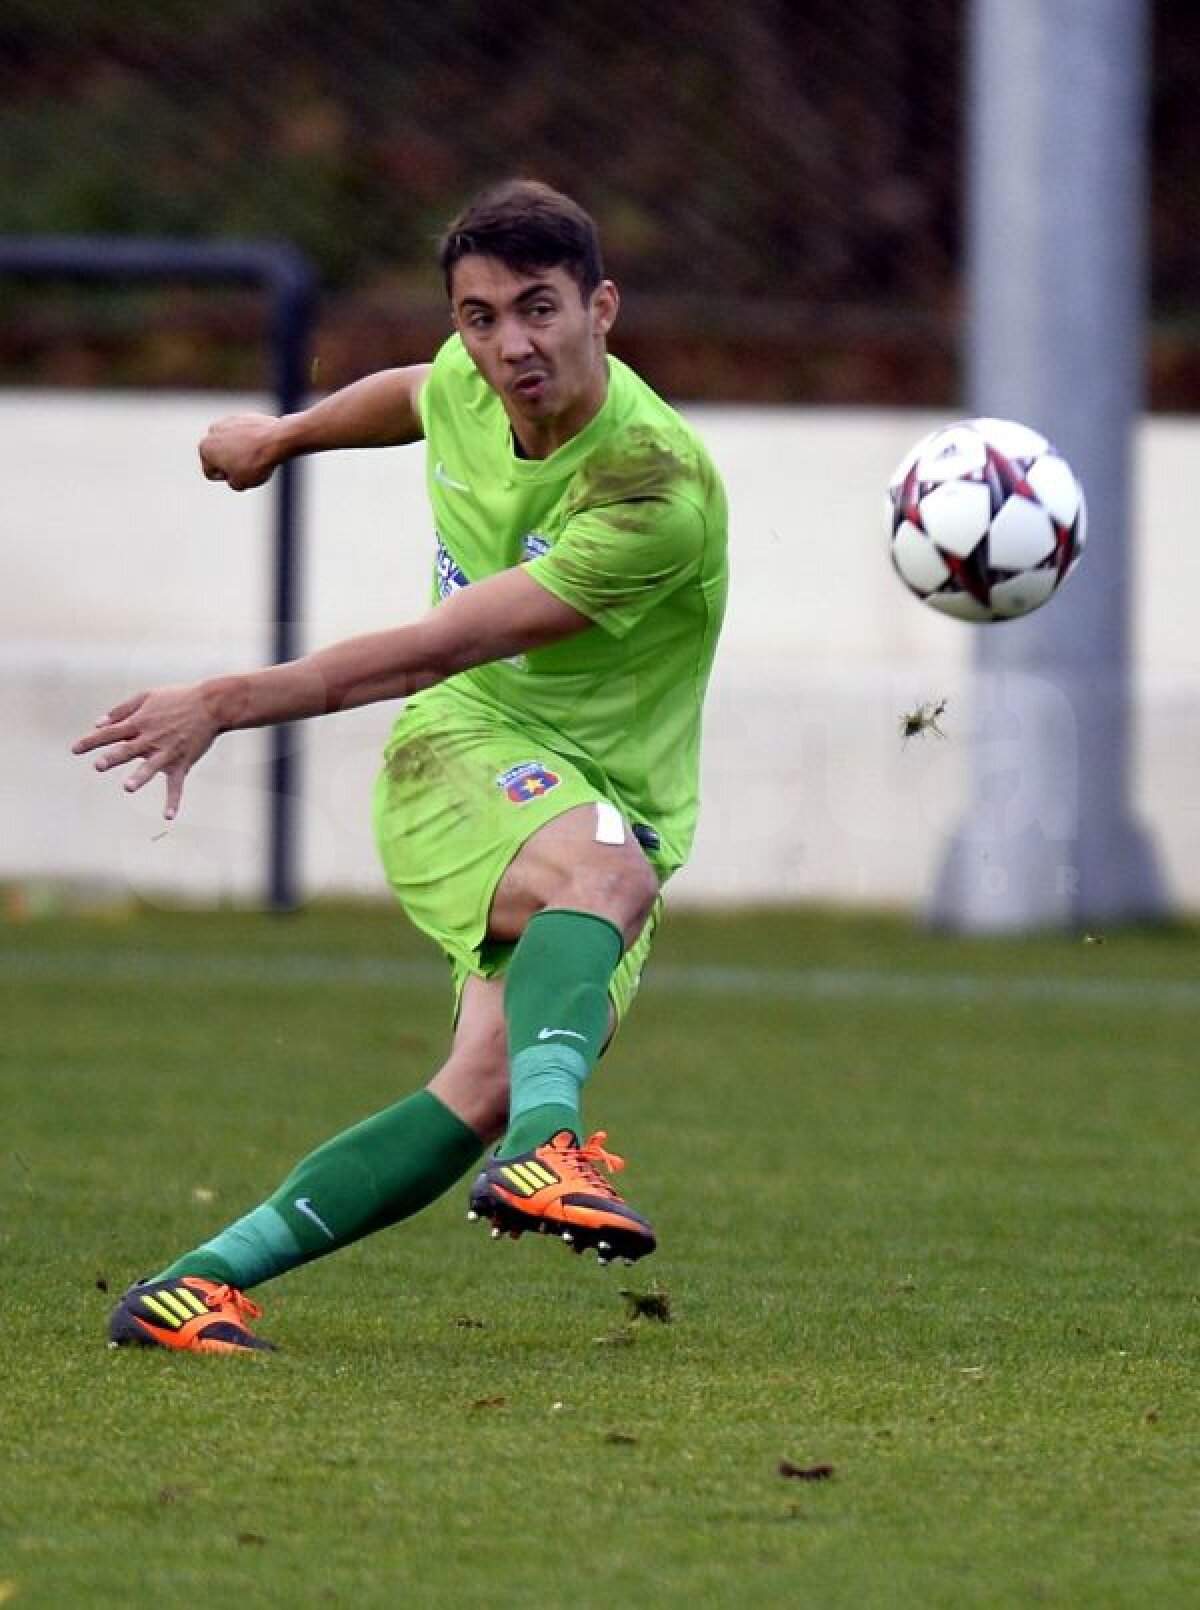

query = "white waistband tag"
594;802;626;845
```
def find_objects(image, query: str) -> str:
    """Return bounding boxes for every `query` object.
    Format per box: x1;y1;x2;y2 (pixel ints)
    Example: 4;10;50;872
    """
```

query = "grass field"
3;900;1200;1607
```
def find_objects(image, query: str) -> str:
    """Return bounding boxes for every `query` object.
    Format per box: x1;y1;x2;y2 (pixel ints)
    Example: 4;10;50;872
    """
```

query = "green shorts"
372;696;661;1027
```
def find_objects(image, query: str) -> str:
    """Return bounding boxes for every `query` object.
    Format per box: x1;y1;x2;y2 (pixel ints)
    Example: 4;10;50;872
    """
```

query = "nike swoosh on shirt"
537;1027;587;1042
434;461;471;492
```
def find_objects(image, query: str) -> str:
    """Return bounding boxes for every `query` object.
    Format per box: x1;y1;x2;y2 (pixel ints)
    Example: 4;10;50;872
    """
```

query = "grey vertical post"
930;0;1165;930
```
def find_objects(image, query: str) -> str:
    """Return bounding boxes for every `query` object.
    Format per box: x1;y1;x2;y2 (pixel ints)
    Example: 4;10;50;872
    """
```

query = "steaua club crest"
497;761;561;803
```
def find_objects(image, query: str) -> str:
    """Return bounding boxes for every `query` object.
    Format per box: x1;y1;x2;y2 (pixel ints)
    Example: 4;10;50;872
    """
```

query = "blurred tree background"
0;0;1195;404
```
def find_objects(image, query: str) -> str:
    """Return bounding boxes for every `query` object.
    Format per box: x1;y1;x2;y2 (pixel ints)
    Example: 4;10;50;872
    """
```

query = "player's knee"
617;854;659;943
558;848;658;947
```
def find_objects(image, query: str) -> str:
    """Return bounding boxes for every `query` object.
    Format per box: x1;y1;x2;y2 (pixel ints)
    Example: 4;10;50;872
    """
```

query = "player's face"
450;256;618;457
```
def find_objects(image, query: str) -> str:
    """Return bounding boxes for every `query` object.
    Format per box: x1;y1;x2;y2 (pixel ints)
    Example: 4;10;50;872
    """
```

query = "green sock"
496;908;623;1158
155;1089;482;1290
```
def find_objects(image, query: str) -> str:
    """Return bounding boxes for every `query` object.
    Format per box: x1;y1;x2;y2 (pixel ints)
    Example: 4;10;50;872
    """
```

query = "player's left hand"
199;413;284;490
72;685;221;819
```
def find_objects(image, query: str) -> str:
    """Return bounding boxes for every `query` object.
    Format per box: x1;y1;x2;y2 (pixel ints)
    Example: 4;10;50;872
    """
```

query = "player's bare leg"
428;973;511;1145
486;802;659;950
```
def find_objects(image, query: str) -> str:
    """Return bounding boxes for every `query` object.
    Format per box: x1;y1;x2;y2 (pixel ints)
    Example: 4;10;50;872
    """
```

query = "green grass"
3;902;1200;1607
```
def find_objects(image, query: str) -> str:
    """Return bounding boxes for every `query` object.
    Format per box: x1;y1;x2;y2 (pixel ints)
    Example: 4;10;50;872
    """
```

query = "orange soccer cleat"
467;1130;656;1265
107;1276;276;1354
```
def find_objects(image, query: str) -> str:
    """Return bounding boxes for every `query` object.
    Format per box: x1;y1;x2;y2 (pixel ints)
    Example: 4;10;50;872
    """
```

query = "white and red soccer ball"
886;417;1086;621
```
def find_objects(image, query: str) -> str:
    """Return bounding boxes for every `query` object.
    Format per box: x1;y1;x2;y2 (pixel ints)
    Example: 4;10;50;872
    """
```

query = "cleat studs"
621;1257;635;1266
562;1231;574;1244
466;1210;479;1222
491;1227;503;1239
597;1241;612;1254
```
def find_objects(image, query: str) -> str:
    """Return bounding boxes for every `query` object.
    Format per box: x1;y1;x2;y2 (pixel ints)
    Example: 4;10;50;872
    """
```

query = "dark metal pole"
267;251;316;913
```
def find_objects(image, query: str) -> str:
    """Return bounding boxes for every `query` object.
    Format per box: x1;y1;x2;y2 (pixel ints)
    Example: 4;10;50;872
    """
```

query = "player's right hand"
72;684;221;820
198;413;285;490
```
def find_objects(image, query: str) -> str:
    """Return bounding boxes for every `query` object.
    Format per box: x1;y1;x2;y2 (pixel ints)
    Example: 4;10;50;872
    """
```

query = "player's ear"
591;279;619;338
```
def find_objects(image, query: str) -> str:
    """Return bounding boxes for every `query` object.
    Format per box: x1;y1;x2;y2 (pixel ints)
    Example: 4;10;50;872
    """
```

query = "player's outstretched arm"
198;363;433;490
72;569;591;818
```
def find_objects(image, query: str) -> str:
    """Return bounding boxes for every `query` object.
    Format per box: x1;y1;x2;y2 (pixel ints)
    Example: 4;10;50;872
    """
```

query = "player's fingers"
198;438;228;480
162;767;187;821
72;720;140;756
100;692;149;725
122;751;170;795
92;738;152;773
71;697;148;752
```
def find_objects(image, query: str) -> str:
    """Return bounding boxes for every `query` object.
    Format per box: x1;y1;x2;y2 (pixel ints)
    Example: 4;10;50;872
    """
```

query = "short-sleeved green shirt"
407;333;728;878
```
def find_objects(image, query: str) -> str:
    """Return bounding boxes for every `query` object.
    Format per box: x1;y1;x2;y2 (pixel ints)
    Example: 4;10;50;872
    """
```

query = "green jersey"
409;334;728;877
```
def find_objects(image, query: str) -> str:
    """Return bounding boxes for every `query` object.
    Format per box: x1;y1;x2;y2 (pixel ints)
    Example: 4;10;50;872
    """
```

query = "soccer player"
75;180;728;1354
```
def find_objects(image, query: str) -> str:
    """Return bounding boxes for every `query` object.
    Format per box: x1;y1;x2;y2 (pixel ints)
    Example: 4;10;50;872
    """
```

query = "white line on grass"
4;947;1200;1013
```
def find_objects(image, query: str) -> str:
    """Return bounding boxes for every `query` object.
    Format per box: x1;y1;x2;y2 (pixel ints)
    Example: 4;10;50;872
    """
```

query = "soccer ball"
886;417;1086;621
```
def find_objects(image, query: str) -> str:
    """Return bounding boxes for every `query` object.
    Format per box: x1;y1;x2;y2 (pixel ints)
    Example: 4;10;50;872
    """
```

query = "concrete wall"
5;393;1197;911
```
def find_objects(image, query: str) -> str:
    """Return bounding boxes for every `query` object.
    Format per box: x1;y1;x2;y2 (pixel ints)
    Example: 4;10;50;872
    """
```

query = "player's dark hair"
439;179;604;300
